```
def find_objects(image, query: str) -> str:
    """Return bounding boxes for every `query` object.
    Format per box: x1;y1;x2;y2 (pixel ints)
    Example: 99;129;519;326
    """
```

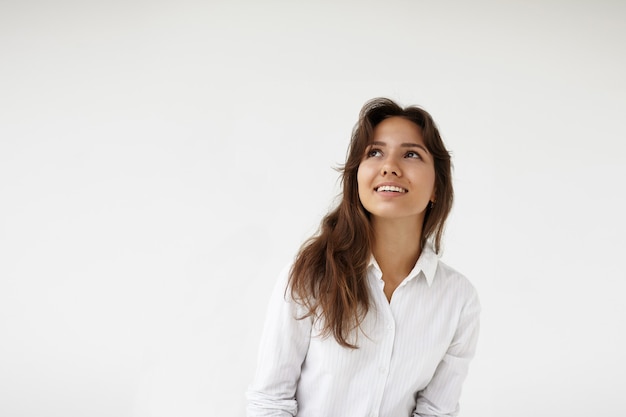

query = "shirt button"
379;366;387;374
387;323;393;330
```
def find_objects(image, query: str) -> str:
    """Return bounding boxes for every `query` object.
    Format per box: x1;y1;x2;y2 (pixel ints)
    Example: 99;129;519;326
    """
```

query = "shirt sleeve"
246;265;313;417
412;284;481;417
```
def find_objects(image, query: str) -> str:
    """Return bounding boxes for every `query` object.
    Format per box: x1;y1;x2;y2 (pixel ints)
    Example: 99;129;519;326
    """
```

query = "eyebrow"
369;141;430;154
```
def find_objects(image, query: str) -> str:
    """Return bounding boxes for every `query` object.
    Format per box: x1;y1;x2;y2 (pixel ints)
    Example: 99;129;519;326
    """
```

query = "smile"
376;185;407;193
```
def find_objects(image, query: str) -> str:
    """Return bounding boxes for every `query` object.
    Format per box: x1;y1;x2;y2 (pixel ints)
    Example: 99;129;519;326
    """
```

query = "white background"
1;1;625;416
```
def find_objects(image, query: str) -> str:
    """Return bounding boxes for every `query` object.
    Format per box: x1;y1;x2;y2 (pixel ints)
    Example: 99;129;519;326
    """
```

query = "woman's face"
356;117;436;222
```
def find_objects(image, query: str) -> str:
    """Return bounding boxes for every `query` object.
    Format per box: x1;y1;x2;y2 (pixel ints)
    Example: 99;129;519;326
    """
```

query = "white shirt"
247;245;480;417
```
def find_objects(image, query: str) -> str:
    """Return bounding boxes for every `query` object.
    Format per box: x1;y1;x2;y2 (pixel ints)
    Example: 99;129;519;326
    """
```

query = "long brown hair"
288;97;453;348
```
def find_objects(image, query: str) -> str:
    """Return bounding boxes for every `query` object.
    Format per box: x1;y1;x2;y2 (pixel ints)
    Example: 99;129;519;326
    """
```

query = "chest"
305;284;460;382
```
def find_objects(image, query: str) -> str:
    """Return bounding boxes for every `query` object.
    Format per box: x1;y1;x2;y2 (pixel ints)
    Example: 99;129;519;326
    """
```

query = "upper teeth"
377;185;406;193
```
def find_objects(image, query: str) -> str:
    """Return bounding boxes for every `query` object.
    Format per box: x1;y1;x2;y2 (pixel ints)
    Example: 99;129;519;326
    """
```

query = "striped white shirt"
247;244;480;417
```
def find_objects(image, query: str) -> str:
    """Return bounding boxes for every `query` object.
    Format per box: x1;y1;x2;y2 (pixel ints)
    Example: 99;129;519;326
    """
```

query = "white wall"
1;1;625;416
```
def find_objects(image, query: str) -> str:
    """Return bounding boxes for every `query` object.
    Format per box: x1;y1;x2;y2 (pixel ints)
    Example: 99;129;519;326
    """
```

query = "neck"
370;216;423;280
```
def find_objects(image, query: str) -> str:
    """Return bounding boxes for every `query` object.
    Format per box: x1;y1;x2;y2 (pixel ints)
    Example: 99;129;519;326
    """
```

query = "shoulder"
271;262;296;302
269;262;312;316
433;260;480;305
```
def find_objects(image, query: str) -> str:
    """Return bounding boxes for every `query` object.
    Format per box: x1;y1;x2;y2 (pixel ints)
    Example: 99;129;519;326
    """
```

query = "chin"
370;211;423;221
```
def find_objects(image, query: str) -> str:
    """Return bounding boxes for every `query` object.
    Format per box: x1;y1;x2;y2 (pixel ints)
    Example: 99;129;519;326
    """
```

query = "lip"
374;182;408;193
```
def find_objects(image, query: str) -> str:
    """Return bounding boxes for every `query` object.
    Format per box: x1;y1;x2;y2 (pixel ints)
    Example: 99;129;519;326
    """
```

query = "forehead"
371;116;425;145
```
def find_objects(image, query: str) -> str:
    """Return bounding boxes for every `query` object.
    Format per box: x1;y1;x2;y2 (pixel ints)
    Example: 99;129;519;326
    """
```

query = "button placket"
367;268;397;416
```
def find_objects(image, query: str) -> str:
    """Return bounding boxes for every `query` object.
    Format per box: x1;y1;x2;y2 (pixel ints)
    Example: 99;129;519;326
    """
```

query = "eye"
405;151;422;159
366;148;383;158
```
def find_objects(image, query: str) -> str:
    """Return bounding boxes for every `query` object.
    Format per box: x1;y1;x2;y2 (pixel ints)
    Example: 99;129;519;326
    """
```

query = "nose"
381;160;401;177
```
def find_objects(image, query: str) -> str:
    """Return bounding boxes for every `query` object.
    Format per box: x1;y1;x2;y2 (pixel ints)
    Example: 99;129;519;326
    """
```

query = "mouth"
375;185;407;193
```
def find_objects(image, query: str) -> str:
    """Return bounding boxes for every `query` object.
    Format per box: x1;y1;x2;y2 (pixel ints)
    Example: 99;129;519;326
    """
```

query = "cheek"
427;171;437;197
356;164;365;186
356;168;365;197
409;168;436;196
356;165;372;202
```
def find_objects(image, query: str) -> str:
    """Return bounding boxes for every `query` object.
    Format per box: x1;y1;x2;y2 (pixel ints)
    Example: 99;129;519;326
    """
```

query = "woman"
247;98;480;417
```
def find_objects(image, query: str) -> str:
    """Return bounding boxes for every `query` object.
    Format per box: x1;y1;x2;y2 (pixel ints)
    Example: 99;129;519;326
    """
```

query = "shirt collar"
367;242;440;287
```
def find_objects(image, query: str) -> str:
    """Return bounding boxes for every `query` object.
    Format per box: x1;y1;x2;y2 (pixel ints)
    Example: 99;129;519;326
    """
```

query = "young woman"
247;98;480;417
